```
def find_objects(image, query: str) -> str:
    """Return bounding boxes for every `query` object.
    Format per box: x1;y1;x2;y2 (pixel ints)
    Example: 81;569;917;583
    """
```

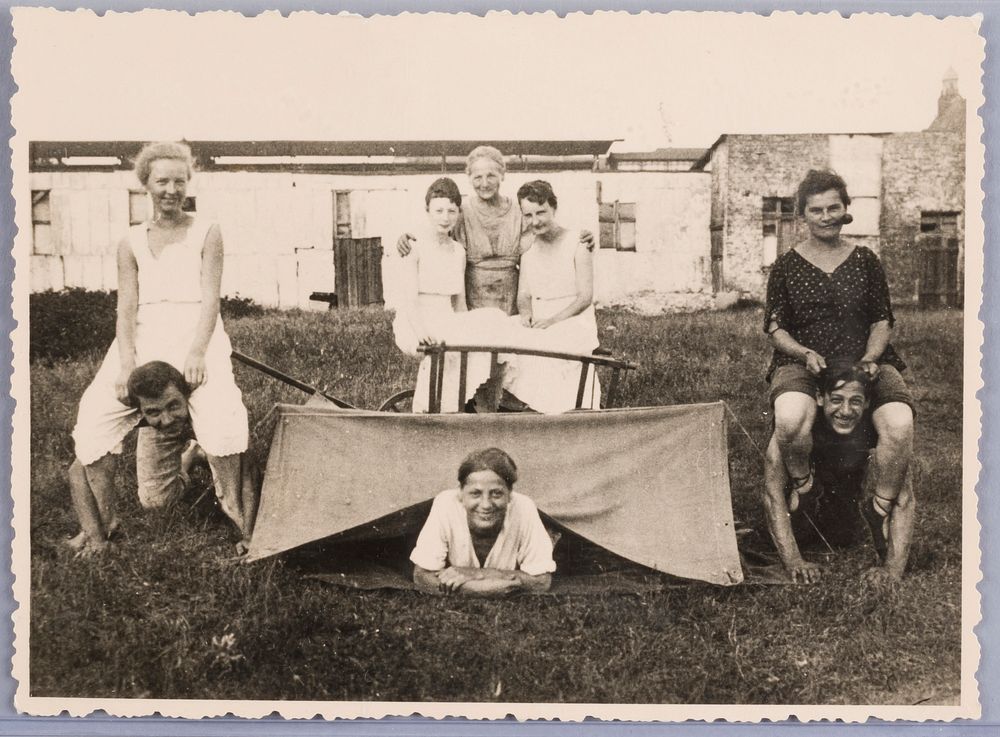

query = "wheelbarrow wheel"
378;389;415;413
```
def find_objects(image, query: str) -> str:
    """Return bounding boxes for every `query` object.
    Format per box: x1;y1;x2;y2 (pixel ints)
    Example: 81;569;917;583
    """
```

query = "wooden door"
334;237;384;308
918;235;959;308
332;190;383;308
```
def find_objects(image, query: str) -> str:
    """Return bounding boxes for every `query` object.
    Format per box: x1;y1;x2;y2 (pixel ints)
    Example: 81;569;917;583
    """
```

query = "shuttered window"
598;201;636;252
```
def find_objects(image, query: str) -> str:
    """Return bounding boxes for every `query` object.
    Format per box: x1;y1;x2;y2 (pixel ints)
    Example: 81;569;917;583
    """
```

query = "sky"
10;9;984;150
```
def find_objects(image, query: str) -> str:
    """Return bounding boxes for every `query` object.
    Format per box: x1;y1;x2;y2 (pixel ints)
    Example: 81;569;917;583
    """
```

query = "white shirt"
410;489;557;576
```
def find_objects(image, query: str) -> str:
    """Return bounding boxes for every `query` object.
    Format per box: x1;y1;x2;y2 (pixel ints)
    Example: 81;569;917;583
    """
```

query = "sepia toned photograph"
8;8;985;722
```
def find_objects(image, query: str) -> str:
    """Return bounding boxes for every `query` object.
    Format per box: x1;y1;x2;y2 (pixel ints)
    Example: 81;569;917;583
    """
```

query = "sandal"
786;469;815;513
862;493;896;563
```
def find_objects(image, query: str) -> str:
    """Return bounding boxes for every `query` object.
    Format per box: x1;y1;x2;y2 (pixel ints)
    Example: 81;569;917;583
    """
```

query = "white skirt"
72;302;249;465
502;297;602;414
393;303;513;413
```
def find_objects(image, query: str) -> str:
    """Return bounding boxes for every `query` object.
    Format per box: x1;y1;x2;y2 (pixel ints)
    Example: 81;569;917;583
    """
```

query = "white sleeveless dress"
391;234;510;413
502;229;601;413
72;219;249;464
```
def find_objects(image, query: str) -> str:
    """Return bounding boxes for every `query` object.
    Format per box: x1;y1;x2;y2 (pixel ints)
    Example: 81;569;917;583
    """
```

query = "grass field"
27;303;964;704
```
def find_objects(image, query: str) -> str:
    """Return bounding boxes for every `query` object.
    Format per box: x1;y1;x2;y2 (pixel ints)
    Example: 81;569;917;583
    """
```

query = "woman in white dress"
67;141;253;556
392;178;509;412
503;180;601;413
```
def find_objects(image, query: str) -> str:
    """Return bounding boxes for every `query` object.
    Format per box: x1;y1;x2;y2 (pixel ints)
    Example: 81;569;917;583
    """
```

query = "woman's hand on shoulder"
579;230;596;252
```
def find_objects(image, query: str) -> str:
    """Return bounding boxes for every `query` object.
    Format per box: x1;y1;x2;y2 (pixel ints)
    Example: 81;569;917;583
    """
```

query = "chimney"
939;67;959;115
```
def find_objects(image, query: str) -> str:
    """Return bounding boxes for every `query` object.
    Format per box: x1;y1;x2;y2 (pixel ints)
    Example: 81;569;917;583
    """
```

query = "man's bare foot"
787;558;823;584
181;439;206;478
73;536;111;559
863;565;902;586
65;518;120;551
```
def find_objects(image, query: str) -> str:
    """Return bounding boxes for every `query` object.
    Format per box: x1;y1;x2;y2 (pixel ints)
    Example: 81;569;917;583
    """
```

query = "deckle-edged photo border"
3;4;990;724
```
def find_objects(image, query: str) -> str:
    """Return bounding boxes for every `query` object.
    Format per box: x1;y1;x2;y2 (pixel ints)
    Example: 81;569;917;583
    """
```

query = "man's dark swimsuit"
792;415;876;549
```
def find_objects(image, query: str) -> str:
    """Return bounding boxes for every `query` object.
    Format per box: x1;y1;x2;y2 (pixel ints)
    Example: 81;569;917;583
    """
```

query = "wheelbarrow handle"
231;350;356;409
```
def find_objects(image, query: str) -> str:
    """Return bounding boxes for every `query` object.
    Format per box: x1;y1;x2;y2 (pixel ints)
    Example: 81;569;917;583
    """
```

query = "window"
334;191;352;239
920;211;959;235
31;190;52;254
598;201;636;252
762;196;796;265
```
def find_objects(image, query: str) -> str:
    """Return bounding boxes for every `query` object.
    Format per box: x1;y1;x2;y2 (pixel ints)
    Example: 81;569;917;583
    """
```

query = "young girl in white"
392;178;510;412
67;141;254;556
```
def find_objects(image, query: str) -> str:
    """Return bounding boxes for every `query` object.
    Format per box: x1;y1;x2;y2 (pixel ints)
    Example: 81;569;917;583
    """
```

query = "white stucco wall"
29;168;713;312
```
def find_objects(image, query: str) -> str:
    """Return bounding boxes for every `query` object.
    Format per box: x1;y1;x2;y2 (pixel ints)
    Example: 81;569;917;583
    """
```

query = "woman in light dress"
67;141;253;556
392;177;510;412
397;145;593;314
502;180;601;413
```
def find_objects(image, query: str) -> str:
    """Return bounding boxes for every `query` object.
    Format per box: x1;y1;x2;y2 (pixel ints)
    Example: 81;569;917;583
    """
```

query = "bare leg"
763;434;822;584
205;452;259;552
67;454;118;557
773;391;818;511
865;402;916;580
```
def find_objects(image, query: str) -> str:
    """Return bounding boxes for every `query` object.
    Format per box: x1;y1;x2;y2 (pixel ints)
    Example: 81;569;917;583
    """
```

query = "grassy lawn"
27;303;964;704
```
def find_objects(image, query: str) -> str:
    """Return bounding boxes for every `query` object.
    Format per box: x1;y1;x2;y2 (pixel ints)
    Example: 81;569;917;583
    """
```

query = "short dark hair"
127;361;191;407
517;180;558;209
818;359;872;397
458;447;518;489
425;177;462;208
796;169;851;215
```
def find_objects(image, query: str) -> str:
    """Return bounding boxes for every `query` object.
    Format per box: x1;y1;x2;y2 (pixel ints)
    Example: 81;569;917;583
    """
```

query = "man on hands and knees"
411;448;555;596
67;361;258;557
763;360;916;583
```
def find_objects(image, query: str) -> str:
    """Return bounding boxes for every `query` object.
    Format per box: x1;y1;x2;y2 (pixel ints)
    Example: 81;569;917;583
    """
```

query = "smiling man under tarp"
245;402;743;588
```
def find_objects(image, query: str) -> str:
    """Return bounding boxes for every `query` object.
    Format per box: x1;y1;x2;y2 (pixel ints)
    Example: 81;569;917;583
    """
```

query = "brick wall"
716;135;829;295
879;131;965;304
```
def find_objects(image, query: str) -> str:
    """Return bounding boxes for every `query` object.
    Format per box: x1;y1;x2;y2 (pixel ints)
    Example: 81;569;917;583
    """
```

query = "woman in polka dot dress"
761;169;915;583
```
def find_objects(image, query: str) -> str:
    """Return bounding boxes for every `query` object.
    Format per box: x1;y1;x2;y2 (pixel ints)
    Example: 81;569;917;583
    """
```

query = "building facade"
26;73;966;312
27;140;714;311
695;72;966;306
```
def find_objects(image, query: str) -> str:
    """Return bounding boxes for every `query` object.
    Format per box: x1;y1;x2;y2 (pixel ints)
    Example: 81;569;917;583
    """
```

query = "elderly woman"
67;141;254;556
763;169;915;582
398;145;593;314
501;180;601;413
411;448;555;596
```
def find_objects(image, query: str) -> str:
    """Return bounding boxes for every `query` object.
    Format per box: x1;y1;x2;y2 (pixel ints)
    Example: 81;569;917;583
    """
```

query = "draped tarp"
247;402;744;586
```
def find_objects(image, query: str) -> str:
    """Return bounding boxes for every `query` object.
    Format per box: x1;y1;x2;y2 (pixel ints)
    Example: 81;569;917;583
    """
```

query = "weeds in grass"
28;303;964;703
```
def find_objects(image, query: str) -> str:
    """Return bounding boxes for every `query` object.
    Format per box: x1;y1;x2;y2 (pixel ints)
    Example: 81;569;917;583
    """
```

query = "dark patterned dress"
763;246;906;381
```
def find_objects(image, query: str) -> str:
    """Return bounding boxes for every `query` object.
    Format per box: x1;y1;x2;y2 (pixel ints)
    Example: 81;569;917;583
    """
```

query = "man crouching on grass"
67;361;258;558
763;360;916;584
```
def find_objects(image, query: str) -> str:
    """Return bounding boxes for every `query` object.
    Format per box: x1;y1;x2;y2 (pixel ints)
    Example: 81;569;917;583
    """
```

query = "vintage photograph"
9;8;984;721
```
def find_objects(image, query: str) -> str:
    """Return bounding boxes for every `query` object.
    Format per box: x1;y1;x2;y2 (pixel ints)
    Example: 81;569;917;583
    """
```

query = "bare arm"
516;261;533;325
114;236;139;403
418;565;552;597
884;480;915;579
398;248;432;344
532;244;594;329
762;434;822;583
184;224;224;388
858;320;892;379
768;324;826;376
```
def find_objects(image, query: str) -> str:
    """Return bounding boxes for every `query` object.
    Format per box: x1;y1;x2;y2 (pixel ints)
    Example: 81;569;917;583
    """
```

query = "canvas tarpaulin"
247;401;744;586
